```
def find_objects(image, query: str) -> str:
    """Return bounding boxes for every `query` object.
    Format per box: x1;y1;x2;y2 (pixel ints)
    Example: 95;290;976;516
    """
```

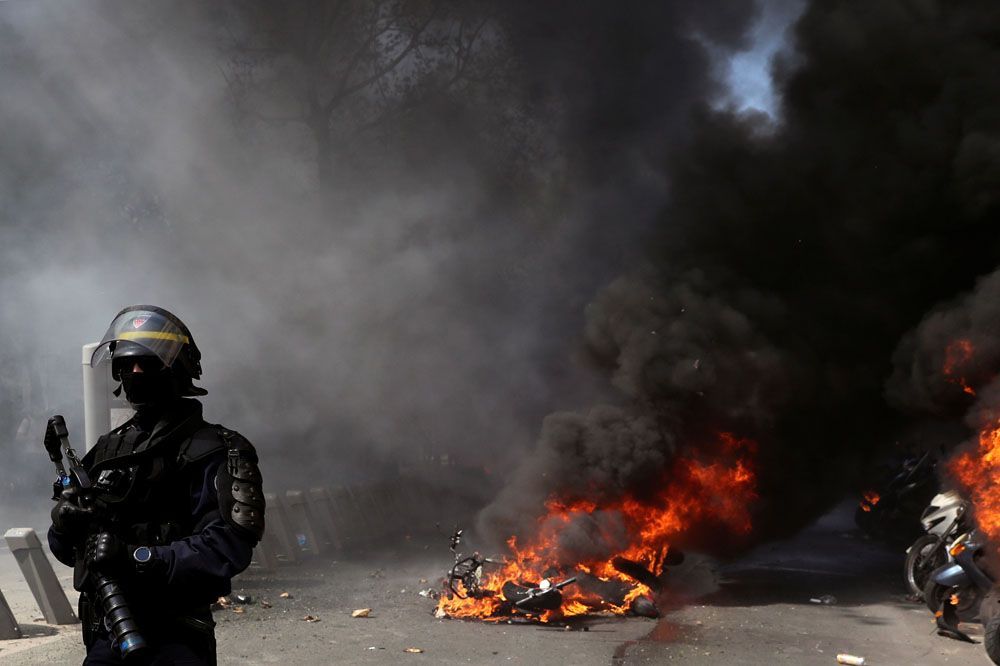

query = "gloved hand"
50;488;96;542
84;533;131;577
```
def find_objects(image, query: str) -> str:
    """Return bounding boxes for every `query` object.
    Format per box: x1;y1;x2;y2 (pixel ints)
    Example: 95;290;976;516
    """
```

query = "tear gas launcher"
45;415;148;659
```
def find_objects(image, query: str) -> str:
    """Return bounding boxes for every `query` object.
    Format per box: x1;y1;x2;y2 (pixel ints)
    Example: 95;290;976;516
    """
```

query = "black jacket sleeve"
142;451;257;601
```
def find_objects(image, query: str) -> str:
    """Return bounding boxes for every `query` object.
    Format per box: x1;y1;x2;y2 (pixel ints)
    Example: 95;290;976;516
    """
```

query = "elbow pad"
215;430;266;542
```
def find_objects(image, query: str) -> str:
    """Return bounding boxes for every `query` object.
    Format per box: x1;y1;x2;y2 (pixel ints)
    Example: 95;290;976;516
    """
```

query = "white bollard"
4;528;76;625
0;588;22;639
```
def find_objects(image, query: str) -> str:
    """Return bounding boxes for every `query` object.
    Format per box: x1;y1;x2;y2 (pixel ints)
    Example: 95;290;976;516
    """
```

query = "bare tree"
223;0;506;185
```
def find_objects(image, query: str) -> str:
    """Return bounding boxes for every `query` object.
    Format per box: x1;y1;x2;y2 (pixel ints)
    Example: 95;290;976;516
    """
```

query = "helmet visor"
90;308;191;369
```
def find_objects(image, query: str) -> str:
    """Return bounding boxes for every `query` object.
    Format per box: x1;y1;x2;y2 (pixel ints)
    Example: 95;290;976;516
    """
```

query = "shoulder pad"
178;425;242;463
214;429;265;541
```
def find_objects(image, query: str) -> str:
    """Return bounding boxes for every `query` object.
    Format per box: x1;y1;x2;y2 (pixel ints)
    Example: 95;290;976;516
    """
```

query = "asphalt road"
0;503;991;665
616;503;990;665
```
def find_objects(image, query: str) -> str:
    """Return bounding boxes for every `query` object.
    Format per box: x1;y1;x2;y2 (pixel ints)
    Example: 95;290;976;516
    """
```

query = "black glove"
84;533;132;577
50;488;96;542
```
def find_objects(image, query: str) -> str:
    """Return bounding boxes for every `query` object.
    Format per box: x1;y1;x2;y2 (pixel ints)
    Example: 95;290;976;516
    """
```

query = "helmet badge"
132;316;150;329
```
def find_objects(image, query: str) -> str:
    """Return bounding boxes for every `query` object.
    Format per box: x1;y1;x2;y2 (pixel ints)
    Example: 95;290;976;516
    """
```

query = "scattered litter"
232;606;246;615
279;592;293;599
419;588;439;599
352;608;372;618
302;615;320;622
434;607;448;619
809;595;838;605
419;578;428;584
836;655;865;666
259;600;272;609
212;596;231;610
403;648;424;654
234;594;254;605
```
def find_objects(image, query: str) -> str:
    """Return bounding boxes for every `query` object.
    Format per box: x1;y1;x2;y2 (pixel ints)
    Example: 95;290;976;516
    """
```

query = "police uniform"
46;306;264;665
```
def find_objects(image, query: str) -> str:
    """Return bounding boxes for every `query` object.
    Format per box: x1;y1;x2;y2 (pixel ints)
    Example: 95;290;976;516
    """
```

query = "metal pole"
82;342;133;451
81;343;109;452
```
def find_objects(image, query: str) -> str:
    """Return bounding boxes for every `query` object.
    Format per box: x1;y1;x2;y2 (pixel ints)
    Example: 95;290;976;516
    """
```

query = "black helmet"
90;305;206;396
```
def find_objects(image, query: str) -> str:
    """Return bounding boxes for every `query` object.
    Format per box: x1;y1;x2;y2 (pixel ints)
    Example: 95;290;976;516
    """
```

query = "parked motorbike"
904;490;970;599
925;530;994;642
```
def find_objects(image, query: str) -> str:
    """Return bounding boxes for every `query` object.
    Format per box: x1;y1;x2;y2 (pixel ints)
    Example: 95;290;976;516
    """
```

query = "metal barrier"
262;492;300;563
285;490;325;557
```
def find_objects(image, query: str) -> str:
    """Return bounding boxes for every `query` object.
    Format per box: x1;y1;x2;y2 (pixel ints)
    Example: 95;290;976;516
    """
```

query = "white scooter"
904;490;970;599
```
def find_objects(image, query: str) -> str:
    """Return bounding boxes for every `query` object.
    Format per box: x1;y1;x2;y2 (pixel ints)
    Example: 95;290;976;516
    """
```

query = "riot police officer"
47;305;265;665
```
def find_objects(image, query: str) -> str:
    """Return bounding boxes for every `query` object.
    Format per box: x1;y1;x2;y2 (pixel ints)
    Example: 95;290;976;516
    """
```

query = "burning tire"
904;534;946;599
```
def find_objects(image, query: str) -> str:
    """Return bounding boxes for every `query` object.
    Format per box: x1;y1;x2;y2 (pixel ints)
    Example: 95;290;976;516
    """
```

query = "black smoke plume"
479;0;1000;555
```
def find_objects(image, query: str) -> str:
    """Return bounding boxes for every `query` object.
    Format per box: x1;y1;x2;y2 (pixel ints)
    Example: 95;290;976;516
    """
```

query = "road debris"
259;600;272;609
234;594;254;604
352;608;373;618
403;647;424;653
302;615;321;622
232;606;246;615
279;592;293;599
418;588;439;599
434;607;448;619
836;655;865;665
809;595;838;605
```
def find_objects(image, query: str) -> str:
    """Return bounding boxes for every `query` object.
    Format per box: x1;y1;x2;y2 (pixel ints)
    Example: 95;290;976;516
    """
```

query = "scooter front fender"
931;562;970;588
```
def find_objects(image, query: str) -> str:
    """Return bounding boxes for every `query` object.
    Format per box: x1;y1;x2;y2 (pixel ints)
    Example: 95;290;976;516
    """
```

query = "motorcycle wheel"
904;534;945;599
985;614;1000;665
924;579;982;619
925;579;948;615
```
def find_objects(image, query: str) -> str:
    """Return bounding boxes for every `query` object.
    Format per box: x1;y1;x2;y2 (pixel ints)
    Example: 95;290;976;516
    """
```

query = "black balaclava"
120;367;179;407
114;357;185;426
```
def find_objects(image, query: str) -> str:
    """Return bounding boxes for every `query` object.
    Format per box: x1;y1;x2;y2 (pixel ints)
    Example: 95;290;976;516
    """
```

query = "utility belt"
79;592;215;647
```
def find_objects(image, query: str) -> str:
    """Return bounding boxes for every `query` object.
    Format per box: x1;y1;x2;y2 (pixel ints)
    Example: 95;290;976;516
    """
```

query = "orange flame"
952;421;1000;541
437;432;757;621
944;339;977;396
859;491;880;513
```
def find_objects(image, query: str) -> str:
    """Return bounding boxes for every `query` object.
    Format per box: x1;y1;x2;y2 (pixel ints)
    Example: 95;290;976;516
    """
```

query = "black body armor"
71;399;264;640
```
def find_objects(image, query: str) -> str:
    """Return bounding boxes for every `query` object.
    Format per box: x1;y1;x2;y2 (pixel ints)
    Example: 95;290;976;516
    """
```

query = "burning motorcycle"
904;490;970;599
924;530;993;642
855;451;939;543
